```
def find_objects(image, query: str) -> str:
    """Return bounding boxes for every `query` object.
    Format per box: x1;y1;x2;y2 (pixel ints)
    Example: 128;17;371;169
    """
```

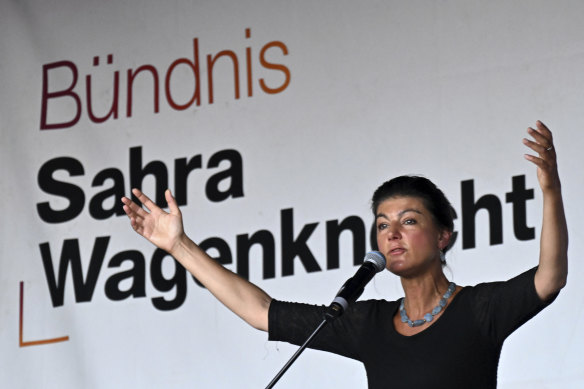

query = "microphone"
325;251;386;321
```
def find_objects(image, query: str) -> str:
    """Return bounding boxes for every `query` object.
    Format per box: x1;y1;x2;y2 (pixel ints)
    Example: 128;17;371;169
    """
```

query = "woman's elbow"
247;297;272;332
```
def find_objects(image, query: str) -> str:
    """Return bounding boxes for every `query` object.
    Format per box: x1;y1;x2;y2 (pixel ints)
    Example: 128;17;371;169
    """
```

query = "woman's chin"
387;261;408;275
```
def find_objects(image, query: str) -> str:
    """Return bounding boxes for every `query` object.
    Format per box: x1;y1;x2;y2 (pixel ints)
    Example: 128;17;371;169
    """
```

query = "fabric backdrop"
1;1;583;388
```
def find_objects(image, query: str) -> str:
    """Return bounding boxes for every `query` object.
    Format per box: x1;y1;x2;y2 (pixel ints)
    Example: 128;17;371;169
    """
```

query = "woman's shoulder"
450;267;552;342
463;267;539;299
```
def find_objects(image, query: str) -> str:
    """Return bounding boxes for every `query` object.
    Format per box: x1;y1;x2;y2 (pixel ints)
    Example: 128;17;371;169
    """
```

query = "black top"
268;267;556;389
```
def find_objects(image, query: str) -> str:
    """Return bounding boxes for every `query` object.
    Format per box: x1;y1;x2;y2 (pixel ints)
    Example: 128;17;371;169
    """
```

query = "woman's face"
375;196;450;277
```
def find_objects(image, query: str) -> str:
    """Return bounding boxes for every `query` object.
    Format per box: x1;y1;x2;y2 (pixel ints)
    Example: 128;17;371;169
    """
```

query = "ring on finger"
546;145;553;151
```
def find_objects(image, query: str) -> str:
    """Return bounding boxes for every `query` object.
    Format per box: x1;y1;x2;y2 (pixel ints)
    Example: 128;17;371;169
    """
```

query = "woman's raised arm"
121;188;272;331
523;121;568;301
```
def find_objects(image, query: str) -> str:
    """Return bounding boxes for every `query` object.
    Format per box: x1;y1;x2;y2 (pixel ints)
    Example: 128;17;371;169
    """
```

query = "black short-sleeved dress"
268;267;556;389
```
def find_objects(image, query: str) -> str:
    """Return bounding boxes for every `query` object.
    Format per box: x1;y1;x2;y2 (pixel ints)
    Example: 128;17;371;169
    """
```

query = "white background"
1;1;583;387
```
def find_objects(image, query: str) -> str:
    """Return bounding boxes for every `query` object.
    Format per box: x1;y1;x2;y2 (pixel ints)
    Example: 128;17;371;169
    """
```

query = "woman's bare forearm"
171;234;272;331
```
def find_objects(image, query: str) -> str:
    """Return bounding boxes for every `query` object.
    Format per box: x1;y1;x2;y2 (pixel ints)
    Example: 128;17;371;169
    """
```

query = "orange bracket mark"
19;281;69;347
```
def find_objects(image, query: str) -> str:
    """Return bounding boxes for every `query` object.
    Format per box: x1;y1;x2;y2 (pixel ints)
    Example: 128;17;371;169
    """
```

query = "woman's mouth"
389;247;405;256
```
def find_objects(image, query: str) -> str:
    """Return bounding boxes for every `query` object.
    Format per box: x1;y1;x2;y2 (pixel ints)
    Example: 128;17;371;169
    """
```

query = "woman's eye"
403;219;416;225
377;223;388;231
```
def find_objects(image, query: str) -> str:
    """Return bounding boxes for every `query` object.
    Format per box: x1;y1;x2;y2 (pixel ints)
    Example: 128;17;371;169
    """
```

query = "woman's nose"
387;225;401;239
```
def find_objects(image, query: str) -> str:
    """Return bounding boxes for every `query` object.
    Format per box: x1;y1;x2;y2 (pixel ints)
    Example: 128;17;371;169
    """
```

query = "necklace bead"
399;282;456;327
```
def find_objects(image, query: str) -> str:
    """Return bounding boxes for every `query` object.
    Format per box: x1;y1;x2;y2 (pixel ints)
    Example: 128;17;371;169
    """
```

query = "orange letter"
207;50;240;104
245;28;253;97
259;41;290;94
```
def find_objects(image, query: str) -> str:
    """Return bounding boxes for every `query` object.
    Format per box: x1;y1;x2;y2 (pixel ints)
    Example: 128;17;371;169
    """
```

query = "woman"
121;121;567;388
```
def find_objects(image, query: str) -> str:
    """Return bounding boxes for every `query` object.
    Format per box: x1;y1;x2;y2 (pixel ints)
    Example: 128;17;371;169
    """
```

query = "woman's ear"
438;229;453;251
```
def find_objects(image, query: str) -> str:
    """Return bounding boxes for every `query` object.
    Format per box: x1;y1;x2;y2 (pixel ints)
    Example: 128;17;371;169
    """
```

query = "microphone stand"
264;251;385;387
264;304;343;389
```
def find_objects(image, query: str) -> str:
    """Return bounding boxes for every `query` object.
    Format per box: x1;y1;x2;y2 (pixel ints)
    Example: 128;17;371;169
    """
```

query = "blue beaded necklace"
399;282;456;327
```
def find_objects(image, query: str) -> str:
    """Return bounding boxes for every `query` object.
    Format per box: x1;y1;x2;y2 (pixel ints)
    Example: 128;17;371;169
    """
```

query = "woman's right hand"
121;188;185;255
122;188;272;332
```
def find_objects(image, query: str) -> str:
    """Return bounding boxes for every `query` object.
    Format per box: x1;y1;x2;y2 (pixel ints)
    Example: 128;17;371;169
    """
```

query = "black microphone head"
364;251;386;272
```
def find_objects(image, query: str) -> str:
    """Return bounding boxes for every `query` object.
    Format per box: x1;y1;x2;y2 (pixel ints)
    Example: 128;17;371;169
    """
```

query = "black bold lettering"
461;179;503;249
89;168;125;219
104;250;147;301
39;237;109;307
281;208;321;276
236;230;276;280
370;221;378;251
150;249;187;311
505;175;535;241
129;146;168;206
205;149;244;202
37;157;85;223
326;216;366;270
174;155;202;206
449;206;459;250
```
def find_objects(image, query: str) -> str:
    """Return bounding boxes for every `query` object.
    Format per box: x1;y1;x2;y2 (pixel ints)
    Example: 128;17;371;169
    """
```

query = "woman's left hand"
522;120;561;193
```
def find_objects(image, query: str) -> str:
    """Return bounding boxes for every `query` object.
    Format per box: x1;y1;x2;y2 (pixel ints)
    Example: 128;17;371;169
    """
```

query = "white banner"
1;1;583;388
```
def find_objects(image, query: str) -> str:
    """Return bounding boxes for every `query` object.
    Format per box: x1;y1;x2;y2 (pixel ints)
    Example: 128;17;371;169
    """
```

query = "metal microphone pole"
264;319;327;389
264;303;343;389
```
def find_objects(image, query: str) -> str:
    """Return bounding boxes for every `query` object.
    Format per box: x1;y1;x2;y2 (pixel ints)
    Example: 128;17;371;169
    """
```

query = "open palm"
122;188;184;254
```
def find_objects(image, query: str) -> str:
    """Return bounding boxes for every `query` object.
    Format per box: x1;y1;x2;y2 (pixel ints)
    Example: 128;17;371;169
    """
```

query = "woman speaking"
121;121;567;388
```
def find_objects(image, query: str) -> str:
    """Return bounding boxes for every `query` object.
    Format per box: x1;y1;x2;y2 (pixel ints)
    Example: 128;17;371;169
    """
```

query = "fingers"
165;189;181;216
121;196;148;219
523;121;556;169
523;121;561;191
121;199;147;236
131;188;159;212
524;120;554;154
523;121;556;160
121;188;178;222
523;153;548;170
120;189;161;228
535;120;553;141
121;188;181;224
129;216;144;235
522;137;551;156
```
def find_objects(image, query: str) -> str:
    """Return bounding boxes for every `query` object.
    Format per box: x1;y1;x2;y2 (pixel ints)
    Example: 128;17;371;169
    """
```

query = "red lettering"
86;55;119;123
40;61;81;130
165;38;201;110
39;29;291;130
127;65;160;118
